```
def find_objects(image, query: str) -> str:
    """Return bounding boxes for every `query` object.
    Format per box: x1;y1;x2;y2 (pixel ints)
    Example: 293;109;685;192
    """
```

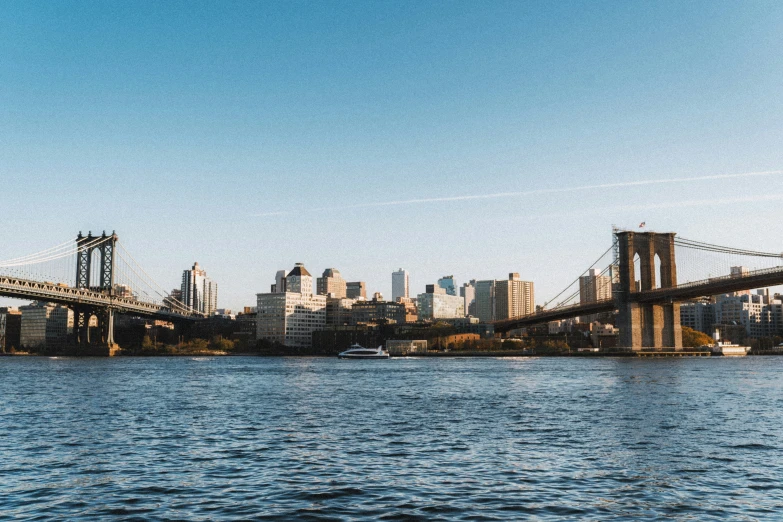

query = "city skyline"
1;2;782;311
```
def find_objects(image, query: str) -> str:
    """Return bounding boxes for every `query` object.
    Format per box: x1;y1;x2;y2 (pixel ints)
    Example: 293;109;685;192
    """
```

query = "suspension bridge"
494;230;783;349
0;231;204;354
3;229;783;354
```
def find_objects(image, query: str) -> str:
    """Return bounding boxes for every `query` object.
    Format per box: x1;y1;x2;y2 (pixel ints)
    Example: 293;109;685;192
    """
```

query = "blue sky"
1;1;782;310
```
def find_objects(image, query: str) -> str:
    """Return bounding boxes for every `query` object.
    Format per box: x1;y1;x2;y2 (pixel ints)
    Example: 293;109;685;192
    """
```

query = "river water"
1;356;782;520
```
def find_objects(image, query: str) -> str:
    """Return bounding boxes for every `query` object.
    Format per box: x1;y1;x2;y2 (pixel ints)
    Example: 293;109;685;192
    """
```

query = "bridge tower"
615;231;682;349
73;231;119;355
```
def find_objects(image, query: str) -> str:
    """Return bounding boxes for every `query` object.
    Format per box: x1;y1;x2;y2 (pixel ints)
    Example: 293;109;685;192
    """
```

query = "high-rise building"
286;263;313;294
579;268;612;322
271;270;287;293
437;275;457;296
181;262;218;315
495;273;534;320
346;281;366;299
19;302;75;349
474;280;496;323
579;268;612;304
460;280;477;317
392;269;410;301
317;268;347;298
417;285;465;320
257;264;326;349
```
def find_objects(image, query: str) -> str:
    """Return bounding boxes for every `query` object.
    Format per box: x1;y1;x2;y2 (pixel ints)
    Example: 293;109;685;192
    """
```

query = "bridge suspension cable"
114;241;197;315
674;237;783;259
542;240;617;310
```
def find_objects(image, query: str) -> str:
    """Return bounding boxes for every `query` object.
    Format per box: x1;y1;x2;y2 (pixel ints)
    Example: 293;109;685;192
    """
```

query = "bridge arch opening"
654;253;662;289
633;253;641;292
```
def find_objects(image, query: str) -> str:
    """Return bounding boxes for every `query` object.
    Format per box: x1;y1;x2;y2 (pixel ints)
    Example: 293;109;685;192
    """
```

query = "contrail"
251;170;783;217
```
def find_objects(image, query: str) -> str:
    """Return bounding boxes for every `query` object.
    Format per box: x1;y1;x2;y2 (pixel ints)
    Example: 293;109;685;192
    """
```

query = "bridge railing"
639;265;783;297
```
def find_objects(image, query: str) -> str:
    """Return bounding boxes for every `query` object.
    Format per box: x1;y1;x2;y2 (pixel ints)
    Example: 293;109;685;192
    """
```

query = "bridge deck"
0;276;202;321
494;266;783;333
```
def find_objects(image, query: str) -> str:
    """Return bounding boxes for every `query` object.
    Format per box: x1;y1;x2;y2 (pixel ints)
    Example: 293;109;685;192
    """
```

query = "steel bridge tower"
73;231;119;355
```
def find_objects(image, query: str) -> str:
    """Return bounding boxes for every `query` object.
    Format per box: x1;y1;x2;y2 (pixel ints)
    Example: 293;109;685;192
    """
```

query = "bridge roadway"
0;275;203;321
493;266;783;333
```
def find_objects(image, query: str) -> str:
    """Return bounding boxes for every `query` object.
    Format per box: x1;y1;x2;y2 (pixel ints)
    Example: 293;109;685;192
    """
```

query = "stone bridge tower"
615;231;682;349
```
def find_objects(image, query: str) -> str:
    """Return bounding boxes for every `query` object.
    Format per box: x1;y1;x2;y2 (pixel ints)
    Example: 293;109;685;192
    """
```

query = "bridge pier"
616;231;682;350
72;306;119;356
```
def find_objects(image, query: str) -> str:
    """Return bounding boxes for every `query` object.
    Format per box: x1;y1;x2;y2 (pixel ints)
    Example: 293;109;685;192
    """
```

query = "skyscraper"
437;275;457;296
286;263;313;294
495;273;534;320
317;268;347;298
392;268;409;301
181;262;218;315
579;268;612;304
460;280;477;317
474;280;496;323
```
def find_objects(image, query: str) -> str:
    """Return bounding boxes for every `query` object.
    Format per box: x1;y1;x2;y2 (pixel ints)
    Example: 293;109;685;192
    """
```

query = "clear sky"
1;1;782;310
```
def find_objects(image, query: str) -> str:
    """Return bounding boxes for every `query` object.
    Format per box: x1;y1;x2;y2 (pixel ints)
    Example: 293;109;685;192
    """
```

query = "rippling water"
2;356;783;520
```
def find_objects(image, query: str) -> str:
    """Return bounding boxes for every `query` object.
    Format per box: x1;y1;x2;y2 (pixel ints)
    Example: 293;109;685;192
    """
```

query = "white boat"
338;344;390;359
711;341;750;357
708;330;749;356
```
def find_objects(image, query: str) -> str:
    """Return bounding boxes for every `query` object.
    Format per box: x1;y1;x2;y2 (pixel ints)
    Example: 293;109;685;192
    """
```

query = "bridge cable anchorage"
541;240;618;310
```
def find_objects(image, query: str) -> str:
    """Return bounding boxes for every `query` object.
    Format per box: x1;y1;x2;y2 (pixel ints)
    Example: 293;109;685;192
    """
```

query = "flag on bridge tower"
638;222;646;228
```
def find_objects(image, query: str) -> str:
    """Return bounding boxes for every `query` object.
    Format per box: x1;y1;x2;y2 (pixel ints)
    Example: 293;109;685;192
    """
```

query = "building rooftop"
288;263;311;278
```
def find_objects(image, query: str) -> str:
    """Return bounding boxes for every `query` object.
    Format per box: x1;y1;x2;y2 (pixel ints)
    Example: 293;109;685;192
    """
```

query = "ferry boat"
337;344;390;359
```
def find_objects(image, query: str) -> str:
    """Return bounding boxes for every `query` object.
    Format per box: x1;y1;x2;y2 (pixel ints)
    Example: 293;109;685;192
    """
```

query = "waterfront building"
417;285;465;320
437;275;457;296
234;310;257;342
396;296;419;323
680;300;715;335
714;290;783;338
440;316;494;338
474;280;496;323
326;297;356;326
495;273;534;320
317;268;347;298
0;307;21;352
392;269;410;301
346;281;366;299
460;280;477;317
386;340;428;355
351;298;406;325
181;262;218;315
19;303;75;349
256;264;326;349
